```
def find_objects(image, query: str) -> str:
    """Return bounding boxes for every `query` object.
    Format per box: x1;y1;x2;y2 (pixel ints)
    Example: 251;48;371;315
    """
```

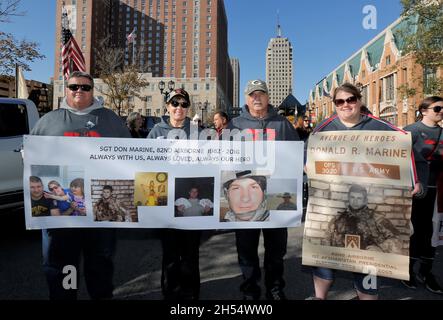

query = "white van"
0;98;39;210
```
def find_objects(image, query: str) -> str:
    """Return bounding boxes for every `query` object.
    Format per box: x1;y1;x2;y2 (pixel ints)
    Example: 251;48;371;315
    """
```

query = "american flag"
61;5;86;80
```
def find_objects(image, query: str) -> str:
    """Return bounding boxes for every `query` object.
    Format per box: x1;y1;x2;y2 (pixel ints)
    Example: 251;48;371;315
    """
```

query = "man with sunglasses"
31;71;131;300
147;88;203;300
403;96;443;294
226;79;299;300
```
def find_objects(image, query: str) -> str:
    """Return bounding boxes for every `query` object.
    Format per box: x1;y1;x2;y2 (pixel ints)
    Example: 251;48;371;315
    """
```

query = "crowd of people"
29;71;442;300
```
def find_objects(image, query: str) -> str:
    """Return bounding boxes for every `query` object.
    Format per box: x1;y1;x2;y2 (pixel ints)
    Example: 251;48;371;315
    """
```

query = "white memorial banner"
24;136;304;230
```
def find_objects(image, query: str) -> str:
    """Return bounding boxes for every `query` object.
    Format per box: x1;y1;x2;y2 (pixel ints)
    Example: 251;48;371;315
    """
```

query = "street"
1;208;443;300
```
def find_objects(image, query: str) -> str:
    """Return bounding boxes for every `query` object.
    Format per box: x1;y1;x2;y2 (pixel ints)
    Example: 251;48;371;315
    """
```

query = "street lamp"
200;100;208;127
158;80;175;115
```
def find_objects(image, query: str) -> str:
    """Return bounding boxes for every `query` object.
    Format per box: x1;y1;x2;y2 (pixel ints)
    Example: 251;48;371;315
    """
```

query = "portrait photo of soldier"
327;184;403;254
221;170;270;222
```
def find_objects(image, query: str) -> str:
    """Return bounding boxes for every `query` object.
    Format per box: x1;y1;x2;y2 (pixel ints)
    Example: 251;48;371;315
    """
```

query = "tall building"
230;57;240;109
54;0;232;114
307;16;442;128
265;21;293;107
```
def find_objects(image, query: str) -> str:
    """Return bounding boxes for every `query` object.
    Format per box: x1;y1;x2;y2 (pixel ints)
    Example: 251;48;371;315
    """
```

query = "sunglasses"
67;84;93;92
170;100;190;108
334;95;358;107
427;106;443;113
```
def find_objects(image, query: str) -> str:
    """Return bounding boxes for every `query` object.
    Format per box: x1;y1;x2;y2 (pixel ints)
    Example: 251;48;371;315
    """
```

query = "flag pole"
15;63;19;98
132;38;136;65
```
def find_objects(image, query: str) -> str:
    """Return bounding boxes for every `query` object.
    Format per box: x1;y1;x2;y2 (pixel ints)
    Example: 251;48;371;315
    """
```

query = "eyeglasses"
334;96;358;107
303;119;309;122
67;84;93;92
170;100;190;108
427;106;443;113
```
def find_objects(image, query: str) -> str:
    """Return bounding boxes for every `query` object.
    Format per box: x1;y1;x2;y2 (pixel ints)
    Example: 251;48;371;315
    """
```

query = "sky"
2;0;403;106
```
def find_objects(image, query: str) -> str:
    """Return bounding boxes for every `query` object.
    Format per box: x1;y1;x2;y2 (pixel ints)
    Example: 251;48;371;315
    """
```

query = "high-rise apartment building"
230;57;239;109
265;23;293;107
54;0;232;113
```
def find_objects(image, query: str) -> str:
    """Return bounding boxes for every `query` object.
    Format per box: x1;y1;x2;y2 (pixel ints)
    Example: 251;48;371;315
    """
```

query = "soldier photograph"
327;184;403;254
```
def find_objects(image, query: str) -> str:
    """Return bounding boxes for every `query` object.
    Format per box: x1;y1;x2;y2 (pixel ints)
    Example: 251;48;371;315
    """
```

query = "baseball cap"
244;79;268;95
166;88;190;104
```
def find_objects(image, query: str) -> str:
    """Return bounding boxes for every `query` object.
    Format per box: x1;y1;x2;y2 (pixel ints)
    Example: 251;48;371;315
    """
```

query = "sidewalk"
111;226;443;300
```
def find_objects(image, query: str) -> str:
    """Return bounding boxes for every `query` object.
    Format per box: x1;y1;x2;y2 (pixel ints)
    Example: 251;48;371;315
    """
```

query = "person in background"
403;96;443;294
213;111;229;137
126;111;147;138
31;71;131;300
294;116;312;142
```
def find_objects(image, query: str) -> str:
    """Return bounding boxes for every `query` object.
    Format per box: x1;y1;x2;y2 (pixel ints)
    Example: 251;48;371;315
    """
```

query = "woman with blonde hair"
126;112;146;138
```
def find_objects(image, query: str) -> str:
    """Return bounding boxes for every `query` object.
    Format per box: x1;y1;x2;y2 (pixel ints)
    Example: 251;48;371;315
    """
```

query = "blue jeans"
313;267;378;296
42;228;116;300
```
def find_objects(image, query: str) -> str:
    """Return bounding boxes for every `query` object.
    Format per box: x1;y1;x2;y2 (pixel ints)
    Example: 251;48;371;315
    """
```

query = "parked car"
0;98;39;210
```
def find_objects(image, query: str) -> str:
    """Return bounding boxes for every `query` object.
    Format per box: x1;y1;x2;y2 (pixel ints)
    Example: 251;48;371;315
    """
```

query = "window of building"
361;85;369;106
206;83;210;90
194;83;198;90
423;67;436;94
402;68;407;83
385;74;395;101
385;55;391;66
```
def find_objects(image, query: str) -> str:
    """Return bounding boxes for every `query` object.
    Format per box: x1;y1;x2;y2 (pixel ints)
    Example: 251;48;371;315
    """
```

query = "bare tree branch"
96;36;150;116
0;0;25;23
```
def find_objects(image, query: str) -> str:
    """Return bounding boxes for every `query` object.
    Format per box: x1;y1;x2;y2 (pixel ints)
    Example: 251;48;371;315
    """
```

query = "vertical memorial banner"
302;131;413;280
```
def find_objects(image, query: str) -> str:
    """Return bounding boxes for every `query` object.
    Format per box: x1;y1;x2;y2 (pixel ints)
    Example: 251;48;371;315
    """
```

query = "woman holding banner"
147;88;202;300
307;83;428;300
403;96;443;294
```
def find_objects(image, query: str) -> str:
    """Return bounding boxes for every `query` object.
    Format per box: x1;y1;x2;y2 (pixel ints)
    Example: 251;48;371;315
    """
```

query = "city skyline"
2;0;403;106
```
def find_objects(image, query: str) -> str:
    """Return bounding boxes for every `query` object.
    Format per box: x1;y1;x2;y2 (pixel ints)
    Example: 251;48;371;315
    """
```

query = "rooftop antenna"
277;10;282;38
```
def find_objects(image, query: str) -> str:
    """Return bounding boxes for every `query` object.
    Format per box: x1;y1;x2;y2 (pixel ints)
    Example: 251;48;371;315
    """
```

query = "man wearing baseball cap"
226;79;300;300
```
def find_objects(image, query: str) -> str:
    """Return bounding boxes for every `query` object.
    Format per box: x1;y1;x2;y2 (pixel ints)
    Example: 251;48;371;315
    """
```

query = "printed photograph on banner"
219;170;271;222
91;180;138;222
133;172;168;207
266;178;298;211
174;177;215;218
302;179;412;280
30;165;86;217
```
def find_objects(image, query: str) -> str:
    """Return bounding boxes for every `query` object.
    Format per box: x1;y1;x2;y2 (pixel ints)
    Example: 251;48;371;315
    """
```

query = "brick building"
54;0;233;115
307;17;442;128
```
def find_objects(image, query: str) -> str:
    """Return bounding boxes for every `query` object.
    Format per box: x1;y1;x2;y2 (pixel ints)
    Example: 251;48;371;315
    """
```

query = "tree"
400;0;443;95
0;0;44;75
0;0;23;23
95;37;149;116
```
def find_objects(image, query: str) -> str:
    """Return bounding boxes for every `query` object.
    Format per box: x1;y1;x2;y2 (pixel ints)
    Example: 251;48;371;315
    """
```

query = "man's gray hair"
68;71;94;88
